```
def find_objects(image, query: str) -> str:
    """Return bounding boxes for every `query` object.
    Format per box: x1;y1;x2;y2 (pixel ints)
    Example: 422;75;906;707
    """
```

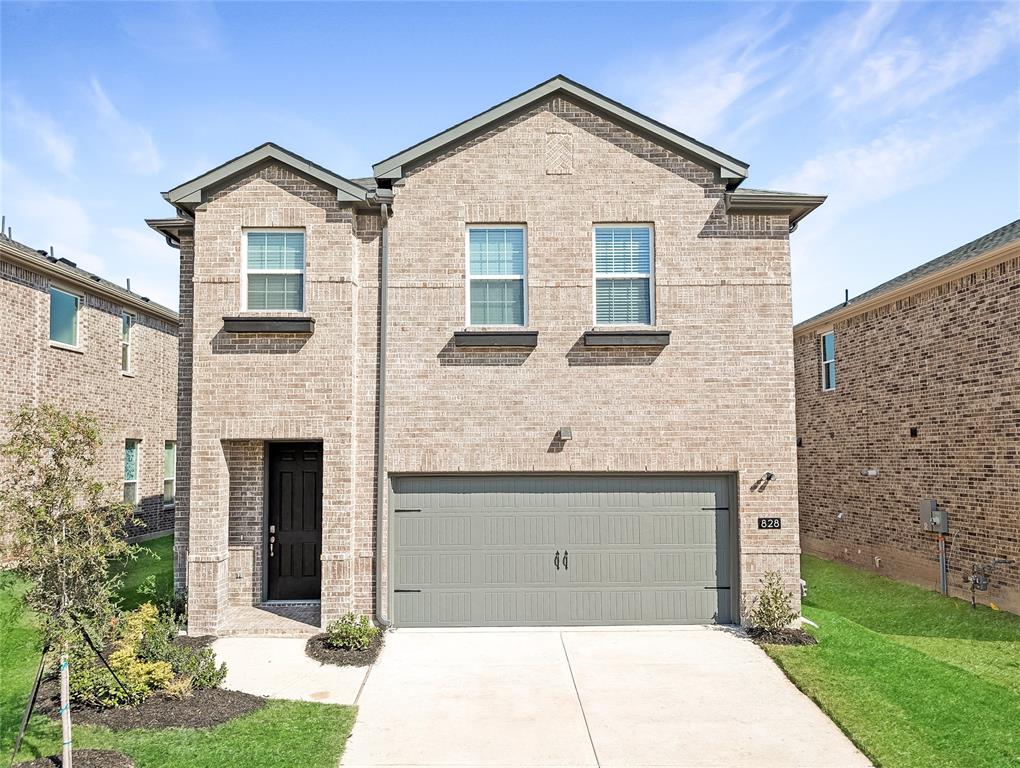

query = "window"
466;227;526;326
163;441;176;506
821;331;836;391
594;225;653;325
243;231;305;311
124;439;140;505
49;287;80;346
121;313;133;372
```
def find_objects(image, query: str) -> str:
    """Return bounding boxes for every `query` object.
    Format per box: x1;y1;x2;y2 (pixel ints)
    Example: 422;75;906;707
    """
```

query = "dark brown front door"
267;442;322;601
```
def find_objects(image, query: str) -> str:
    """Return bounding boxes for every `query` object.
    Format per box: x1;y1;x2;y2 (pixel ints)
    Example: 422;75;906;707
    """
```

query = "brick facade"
0;238;178;539
794;247;1020;612
173;95;806;633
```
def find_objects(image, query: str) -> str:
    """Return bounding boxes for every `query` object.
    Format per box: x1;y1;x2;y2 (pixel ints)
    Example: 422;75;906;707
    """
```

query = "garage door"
389;475;733;627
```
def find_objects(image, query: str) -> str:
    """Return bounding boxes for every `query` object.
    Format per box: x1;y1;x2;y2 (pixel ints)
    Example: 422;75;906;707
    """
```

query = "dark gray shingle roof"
795;219;1020;330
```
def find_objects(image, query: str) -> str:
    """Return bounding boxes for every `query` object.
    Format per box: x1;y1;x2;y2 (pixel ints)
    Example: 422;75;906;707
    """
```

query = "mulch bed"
747;627;818;646
35;679;266;731
14;749;135;768
305;632;384;667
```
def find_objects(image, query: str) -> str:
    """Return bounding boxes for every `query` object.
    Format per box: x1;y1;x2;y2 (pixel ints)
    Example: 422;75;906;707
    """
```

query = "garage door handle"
563;550;568;570
554;551;560;570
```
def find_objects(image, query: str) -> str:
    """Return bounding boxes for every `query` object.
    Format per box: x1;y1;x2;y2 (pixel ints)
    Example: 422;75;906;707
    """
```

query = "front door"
267;442;322;601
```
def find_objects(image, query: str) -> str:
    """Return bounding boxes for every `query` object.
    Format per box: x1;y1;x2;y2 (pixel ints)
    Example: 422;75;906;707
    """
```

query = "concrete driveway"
341;626;870;768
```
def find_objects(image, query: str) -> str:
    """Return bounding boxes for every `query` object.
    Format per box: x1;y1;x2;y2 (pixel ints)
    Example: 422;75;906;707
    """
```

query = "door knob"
554;550;560;570
269;535;275;558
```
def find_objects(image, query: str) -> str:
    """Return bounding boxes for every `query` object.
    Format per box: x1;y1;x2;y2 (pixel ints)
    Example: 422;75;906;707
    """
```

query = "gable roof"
795;219;1020;334
0;233;179;324
163;142;369;211
371;75;750;185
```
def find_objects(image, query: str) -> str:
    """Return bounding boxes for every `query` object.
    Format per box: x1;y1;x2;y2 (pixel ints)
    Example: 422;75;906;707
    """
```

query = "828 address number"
758;517;782;530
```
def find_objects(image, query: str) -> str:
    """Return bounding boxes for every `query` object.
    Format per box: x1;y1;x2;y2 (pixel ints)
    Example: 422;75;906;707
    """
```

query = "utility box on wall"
920;499;949;533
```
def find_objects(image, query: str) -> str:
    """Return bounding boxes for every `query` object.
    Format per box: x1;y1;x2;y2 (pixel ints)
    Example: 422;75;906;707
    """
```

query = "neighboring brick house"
0;232;179;538
794;221;1020;613
148;75;825;635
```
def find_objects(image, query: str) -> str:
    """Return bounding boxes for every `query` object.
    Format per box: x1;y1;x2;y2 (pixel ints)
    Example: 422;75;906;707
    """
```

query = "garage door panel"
391;475;733;627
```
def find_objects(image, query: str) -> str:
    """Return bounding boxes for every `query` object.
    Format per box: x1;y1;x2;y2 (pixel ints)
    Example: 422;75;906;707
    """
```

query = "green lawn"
766;555;1020;768
113;534;175;610
1;535;356;767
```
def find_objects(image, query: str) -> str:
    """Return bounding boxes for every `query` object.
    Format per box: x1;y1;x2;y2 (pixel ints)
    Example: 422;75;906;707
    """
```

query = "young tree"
0;405;136;768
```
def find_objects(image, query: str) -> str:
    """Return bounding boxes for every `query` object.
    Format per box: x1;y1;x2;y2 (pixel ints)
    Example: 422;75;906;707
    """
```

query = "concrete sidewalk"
341;626;871;768
212;636;369;705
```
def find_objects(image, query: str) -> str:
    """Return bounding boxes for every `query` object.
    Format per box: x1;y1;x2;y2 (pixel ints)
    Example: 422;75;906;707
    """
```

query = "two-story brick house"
149;76;824;634
0;232;179;538
795;221;1020;613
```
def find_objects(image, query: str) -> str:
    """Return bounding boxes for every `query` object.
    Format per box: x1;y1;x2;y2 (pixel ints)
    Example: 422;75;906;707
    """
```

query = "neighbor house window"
821;331;836;391
243;231;305;311
594;225;653;325
124;439;140;505
121;313;133;372
49;287;80;346
163;441;176;506
466;226;526;326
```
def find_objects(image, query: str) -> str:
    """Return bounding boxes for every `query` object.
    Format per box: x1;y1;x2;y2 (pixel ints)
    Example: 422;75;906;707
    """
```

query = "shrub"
70;605;173;708
69;602;226;708
748;571;799;633
326;613;379;651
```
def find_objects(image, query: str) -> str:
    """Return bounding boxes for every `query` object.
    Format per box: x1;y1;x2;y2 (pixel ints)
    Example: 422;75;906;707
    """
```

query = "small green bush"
70;604;173;707
326;613;379;651
748;571;799;633
70;602;226;708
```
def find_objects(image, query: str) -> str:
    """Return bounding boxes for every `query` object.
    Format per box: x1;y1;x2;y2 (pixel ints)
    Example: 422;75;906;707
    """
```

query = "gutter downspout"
373;197;392;628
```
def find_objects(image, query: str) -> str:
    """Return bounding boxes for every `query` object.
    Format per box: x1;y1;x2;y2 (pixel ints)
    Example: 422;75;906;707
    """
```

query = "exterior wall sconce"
558;427;572;441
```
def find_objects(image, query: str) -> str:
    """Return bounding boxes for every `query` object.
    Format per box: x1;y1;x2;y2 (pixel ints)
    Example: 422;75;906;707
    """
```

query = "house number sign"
758;517;782;530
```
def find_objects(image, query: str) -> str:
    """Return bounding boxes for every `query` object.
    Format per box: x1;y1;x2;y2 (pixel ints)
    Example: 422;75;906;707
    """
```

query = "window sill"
584;329;670;347
454;329;538;348
222;316;315;334
49;341;83;354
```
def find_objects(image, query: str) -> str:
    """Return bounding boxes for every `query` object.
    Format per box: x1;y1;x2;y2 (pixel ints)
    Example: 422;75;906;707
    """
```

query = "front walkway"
342;626;872;768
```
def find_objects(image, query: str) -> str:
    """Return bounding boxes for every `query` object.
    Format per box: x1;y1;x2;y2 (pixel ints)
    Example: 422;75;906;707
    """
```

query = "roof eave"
0;241;179;324
164;143;369;210
372;75;750;183
724;192;827;226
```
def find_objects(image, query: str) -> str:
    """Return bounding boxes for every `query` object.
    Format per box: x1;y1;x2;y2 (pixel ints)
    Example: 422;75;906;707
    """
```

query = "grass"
1;536;356;767
114;534;175;610
765;555;1020;768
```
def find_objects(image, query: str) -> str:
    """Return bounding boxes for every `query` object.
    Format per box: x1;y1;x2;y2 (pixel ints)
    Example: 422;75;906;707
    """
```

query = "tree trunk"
60;646;72;768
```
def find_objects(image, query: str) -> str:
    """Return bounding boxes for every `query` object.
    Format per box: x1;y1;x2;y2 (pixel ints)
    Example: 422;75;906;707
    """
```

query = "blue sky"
1;1;1017;318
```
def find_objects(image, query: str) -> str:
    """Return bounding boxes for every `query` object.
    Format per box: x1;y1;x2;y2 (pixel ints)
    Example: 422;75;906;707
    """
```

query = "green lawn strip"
114;534;174;610
887;635;1020;696
763;556;1020;768
0;574;43;757
15;701;356;768
801;554;1020;640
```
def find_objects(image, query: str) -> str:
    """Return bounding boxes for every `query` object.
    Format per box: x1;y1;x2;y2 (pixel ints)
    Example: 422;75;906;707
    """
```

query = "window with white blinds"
243;231;305;311
466;227;527;326
593;225;653;325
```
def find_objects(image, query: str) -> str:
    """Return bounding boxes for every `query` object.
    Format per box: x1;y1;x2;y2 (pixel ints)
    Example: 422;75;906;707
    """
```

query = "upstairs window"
594;225;653;325
466;226;526;326
121;312;133;372
163;440;176;506
124;439;140;505
244;231;305;311
821;331;836;391
49;287;81;346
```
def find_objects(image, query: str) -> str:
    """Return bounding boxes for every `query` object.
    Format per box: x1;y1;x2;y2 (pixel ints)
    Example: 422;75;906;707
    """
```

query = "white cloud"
4;95;76;176
831;4;1020;112
110;227;178;264
772;107;1000;235
88;78;163;175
